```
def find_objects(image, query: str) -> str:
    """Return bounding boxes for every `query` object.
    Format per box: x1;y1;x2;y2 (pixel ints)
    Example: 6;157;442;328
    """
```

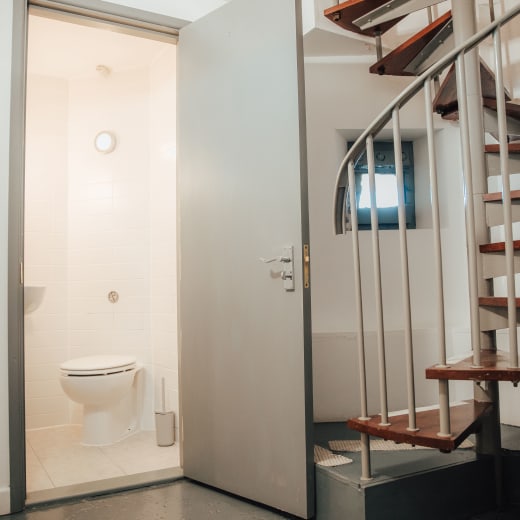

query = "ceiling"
27;14;173;80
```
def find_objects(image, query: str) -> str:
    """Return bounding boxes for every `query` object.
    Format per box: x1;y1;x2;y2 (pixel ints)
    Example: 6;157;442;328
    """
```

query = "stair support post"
349;121;373;487
438;380;451;438
455;54;482;368
367;135;390;426
375;31;383;62
493;28;518;368
489;0;496;23
452;3;502;499
427;6;433;24
347;161;370;422
393;108;417;432
453;0;492;362
360;432;372;481
424;80;447;368
424;78;451;436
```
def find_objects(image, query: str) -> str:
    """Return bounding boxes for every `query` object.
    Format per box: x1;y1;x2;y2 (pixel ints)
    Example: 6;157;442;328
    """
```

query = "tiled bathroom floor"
26;425;180;492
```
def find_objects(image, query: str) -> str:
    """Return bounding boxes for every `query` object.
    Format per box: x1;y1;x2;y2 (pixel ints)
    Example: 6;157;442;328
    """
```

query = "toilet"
60;354;142;446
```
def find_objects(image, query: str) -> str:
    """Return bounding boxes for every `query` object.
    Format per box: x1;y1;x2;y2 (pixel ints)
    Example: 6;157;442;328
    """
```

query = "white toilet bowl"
60;355;142;446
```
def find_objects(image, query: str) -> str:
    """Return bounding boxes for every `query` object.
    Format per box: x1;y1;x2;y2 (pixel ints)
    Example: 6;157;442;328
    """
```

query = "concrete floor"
4;477;520;520
7;480;293;520
5;421;520;520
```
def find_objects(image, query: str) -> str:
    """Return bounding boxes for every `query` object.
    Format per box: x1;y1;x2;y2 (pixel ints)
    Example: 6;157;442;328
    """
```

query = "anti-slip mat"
314;445;353;467
328;438;474;452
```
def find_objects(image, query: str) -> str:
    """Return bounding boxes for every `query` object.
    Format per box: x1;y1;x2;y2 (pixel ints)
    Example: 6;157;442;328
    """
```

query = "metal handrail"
333;3;520;234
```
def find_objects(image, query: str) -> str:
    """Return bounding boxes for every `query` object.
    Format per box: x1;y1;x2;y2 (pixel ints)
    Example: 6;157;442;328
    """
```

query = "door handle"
259;255;291;264
260;246;294;291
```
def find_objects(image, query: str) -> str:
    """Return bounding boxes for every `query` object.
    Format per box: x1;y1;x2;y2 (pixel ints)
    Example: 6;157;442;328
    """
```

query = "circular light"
94;131;116;154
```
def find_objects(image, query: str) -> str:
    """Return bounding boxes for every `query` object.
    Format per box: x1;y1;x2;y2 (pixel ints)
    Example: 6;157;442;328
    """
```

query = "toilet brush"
161;377;166;413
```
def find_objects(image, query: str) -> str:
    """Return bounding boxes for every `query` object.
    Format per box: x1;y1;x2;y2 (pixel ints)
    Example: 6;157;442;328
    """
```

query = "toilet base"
81;393;139;446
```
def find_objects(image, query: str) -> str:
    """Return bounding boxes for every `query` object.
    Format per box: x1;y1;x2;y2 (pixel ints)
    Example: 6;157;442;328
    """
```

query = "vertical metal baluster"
375;31;383;62
348;161;372;480
392;108;417;432
367;135;390;426
489;0;496;22
427;6;433;24
494;28;517;367
360;432;372;482
424;78;451;437
456;53;482;369
348;161;370;421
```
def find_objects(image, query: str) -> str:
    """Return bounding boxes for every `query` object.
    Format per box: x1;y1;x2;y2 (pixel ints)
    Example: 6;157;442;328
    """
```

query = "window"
349;140;416;230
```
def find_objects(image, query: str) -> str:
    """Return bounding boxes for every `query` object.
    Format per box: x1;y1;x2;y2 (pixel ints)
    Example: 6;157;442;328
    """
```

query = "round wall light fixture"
94;131;116;154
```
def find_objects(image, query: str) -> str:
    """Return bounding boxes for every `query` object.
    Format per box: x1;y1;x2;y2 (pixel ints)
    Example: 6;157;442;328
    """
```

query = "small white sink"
24;285;46;314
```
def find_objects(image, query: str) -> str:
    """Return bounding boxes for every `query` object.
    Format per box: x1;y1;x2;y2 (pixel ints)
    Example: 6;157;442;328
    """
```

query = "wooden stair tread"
347;401;491;451
483;98;520;122
483;190;520;202
433;60;511;118
324;0;405;37
479;240;520;253
369;11;451;76
426;350;520;381
485;142;520;154
479;296;520;307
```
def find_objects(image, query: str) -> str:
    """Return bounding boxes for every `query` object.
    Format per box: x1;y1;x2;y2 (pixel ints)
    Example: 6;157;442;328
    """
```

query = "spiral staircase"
319;1;520;518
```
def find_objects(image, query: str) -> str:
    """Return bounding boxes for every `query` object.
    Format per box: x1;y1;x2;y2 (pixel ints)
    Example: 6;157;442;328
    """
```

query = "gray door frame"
7;0;184;512
8;0;28;512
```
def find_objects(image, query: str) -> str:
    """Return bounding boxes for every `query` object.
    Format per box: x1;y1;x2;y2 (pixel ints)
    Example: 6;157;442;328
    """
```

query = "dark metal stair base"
426;350;520;382
316;454;495;520
347;401;491;451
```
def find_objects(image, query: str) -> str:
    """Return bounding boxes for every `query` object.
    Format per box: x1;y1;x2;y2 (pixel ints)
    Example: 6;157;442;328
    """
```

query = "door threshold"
26;466;183;507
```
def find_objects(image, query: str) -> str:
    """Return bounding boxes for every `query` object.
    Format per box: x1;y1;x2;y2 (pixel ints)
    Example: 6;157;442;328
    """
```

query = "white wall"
0;1;13;515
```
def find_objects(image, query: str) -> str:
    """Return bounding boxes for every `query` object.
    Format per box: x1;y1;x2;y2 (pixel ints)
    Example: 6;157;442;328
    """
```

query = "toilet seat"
60;355;137;376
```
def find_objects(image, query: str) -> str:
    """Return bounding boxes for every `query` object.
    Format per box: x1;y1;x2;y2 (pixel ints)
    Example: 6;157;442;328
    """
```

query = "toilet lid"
60;355;136;375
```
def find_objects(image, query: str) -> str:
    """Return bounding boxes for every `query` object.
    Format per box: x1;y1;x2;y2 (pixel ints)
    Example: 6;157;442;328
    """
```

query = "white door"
177;0;313;518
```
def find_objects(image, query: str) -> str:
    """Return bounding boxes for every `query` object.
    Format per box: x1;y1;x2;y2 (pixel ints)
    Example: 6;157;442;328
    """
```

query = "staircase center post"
452;0;492;350
452;0;502;484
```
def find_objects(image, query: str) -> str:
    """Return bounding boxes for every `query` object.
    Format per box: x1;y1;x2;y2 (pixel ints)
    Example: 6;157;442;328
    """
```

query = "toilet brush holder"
155;410;175;447
155;377;174;446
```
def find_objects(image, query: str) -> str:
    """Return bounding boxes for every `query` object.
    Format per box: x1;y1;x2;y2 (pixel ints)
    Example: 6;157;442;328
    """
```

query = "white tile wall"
66;68;153;425
24;75;69;430
25;44;179;435
149;46;179;438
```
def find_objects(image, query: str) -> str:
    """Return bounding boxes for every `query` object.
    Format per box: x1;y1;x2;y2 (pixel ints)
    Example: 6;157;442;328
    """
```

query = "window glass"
348;140;416;230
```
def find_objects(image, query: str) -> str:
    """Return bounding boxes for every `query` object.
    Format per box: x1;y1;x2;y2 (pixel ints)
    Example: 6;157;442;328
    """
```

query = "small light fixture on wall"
94;131;116;154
